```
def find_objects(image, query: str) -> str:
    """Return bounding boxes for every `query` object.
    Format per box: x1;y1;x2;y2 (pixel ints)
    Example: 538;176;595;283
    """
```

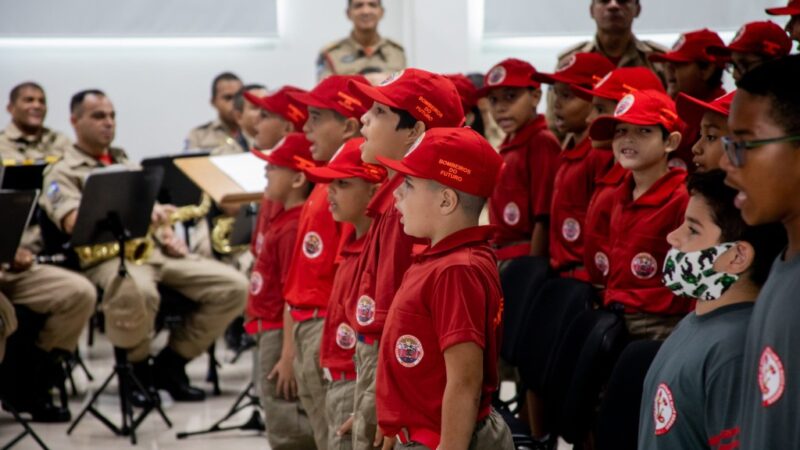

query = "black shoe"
224;316;245;351
153;348;205;402
3;398;71;423
129;359;159;408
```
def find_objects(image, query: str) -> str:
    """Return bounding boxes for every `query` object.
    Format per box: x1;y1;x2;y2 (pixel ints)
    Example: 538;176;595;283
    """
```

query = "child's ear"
291;171;308;189
343;117;361;139
406;121;426;145
439;188;459;216
664;131;683;154
713;241;755;276
529;88;542;110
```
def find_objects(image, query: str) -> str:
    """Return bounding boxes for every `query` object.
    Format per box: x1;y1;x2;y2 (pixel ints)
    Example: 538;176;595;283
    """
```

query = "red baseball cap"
707;21;792;58
288;75;371;120
649;29;726;65
572;67;666;102
589;89;682;141
445;74;479;111
251;132;316;171
766;0;800;15
531;52;615;87
244;86;309;131
347;68;465;128
477;58;540;97
304;137;387;184
676;90;736;127
376;127;503;198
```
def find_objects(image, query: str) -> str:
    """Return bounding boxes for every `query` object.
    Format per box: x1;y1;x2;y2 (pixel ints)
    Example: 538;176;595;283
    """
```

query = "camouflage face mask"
662;243;739;301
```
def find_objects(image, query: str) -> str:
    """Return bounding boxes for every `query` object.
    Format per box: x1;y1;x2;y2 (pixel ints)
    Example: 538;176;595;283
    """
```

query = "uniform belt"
396;413;491;448
289;306;325;322
357;334;379;346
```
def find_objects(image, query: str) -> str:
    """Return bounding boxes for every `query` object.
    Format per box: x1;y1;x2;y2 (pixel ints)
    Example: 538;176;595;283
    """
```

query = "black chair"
499;256;551;366
595;340;663;450
552;309;627;445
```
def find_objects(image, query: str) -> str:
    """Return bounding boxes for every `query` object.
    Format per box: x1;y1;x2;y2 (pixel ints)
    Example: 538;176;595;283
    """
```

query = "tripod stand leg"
2;403;50;450
176;381;264;439
67;369;116;435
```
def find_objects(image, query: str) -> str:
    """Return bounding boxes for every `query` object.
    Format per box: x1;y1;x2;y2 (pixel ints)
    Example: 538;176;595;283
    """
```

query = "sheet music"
210;153;267;192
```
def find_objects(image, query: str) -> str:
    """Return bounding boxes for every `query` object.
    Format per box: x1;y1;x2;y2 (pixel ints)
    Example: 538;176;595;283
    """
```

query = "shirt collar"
3;122;51;143
596;161;627;186
500;115;547;152
417;225;494;260
340;230;367;256
347;33;385;55
561;134;592;160
621;168;687;207
366;172;403;218
65;144;127;169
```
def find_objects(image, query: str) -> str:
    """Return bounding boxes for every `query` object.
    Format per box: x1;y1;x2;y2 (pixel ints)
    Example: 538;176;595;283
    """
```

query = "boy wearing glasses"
706;21;791;82
721;55;800;448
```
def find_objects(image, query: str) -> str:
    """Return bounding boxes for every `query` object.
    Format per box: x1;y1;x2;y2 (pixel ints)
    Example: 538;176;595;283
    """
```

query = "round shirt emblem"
631;252;658;279
503;202;521;226
615;94;635;117
336;323;357;350
562;217;581;242
302;231;323;259
487;65;507;86
653;383;677;435
356;295;376;326
594;251;610;277
759;346;785;407
395;335;424;368
249;271;263;296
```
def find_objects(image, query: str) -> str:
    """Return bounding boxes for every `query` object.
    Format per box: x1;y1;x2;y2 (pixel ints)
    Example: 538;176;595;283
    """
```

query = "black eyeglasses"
721;135;800;168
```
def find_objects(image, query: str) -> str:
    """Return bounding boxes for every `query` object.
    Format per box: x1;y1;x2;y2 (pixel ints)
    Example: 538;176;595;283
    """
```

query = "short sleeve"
430;266;488;352
40;164;82;232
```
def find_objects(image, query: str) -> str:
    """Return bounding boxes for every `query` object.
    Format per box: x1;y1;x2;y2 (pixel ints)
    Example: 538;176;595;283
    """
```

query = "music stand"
141;152;208;207
65;167;173;445
0;163;47;191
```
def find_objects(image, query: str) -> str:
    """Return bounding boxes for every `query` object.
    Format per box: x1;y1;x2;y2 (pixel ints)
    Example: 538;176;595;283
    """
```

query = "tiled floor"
0;333;572;450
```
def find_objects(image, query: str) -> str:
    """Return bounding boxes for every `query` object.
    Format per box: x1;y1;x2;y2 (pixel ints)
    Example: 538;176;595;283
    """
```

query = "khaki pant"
0;264;96;353
0;294;17;362
353;340;380;450
624;312;685;341
255;329;316;449
84;251;247;362
394;409;514;450
294;317;329;450
326;378;355;450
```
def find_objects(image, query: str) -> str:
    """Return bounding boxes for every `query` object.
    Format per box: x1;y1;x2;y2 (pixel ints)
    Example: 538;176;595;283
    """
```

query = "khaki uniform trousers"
623;312;684;341
84;251;247;362
326;377;355;450
353;339;380;450
255;328;316;449
294;317;329;450
393;409;514;450
0;264;96;353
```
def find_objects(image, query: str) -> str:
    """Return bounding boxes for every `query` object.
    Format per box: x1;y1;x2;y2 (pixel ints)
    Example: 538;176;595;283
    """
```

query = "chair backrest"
516;278;595;391
499;256;550;365
595;339;664;450
555;309;628;444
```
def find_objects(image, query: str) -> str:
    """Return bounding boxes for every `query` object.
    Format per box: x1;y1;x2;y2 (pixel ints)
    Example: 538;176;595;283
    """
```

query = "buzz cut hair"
427;179;487;220
70;89;106;116
233;83;267;112
211;72;242;100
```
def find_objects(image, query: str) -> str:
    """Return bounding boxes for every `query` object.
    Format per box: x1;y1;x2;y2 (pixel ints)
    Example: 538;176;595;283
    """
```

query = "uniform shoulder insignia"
193;121;213;131
322;38;347;54
558;40;591;61
383;38;405;51
641;40;668;54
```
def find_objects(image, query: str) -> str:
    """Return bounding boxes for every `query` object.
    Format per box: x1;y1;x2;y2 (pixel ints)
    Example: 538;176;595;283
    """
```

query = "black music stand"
141;152;207;207
0;163;47;191
65;167;172;445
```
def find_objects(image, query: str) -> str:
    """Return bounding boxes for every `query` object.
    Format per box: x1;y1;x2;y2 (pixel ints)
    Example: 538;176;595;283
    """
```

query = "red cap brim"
347;80;400;109
304;165;355;183
375;155;424;179
766;6;800;15
287;91;332;110
676;93;728;127
648;52;697;64
251;148;270;162
705;45;732;57
530;72;569;86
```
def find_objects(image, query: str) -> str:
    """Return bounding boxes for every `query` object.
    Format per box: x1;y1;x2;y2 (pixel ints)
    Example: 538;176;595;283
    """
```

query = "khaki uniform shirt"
0;123;72;163
317;34;406;81
547;34;668;140
184;118;237;152
210;131;254;156
40;145;131;232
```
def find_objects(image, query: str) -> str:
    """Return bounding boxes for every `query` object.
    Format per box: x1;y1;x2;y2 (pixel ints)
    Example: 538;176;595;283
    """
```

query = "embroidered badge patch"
356;295;376;326
594;251;610;277
336;323;357;350
653;383;677;435
562;218;581;242
302;231;323;259
249;271;264;296
631;252;658;280
487;65;507;86
759;346;786;407
503;202;521;226
395;335;424;368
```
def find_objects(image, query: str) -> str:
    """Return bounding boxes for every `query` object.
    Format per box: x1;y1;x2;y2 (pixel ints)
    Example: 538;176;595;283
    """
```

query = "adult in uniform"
41;90;247;401
548;0;666;139
184;72;244;152
1;82;72;162
211;84;267;157
316;0;406;81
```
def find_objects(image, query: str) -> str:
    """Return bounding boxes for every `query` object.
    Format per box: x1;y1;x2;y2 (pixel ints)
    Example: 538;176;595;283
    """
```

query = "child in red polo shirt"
707;21;791;82
531;53;615;278
375;127;512;450
571;67;666;287
589;89;691;340
765;0;800;47
676;90;736;173
279;74;370;450
345;69;465;450
305;138;387;450
480;58;561;260
247;133;316;449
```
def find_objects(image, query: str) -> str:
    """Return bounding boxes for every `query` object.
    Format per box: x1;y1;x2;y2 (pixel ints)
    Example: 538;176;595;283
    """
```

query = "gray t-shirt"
739;253;800;448
639;303;753;449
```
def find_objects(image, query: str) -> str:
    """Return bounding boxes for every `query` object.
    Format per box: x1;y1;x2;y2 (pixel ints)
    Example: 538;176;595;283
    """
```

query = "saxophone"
74;194;212;266
211;202;254;255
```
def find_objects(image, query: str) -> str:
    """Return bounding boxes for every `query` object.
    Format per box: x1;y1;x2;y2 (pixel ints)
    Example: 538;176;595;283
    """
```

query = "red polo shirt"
283;183;349;321
245;206;301;334
583;160;627;287
320;231;365;381
603;169;692;315
549;136;614;275
346;173;422;341
488;115;561;258
251;196;282;260
376;226;502;450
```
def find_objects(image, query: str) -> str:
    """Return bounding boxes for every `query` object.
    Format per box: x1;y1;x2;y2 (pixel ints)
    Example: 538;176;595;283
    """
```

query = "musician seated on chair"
39;89;248;403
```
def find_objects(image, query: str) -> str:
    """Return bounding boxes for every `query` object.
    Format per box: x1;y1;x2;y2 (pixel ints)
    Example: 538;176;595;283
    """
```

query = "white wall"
0;0;791;162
